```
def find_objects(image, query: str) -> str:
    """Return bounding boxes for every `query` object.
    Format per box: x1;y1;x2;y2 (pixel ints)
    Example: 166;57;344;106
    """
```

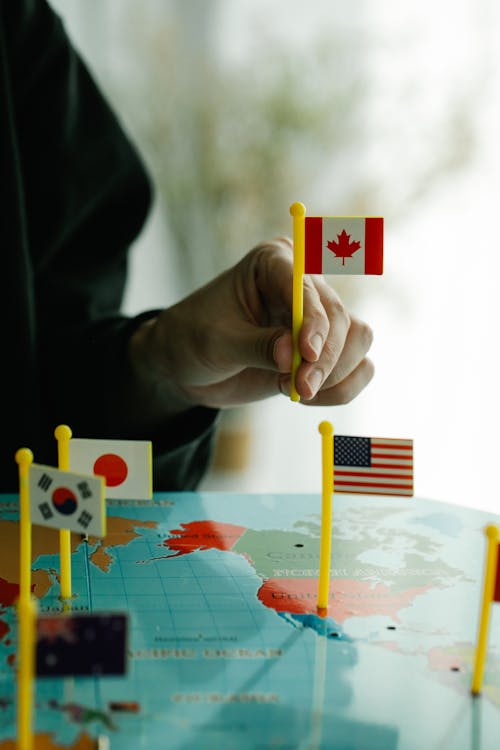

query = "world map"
1;491;500;749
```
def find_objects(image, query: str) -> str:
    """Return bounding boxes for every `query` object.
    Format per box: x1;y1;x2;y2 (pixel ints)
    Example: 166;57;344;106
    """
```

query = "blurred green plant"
55;0;478;310
110;9;372;300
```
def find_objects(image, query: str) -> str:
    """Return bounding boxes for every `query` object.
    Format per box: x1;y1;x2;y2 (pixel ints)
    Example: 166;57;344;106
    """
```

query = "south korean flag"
29;464;106;537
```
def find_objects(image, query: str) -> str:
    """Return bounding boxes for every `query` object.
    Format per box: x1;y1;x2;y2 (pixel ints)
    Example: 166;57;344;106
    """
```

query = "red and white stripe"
334;438;413;496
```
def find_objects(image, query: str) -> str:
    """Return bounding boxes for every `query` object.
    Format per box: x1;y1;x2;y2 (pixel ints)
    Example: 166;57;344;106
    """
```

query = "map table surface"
1;491;500;749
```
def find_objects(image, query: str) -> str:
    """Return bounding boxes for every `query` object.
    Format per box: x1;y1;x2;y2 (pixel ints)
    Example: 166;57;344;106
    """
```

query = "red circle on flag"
52;487;78;515
93;453;128;487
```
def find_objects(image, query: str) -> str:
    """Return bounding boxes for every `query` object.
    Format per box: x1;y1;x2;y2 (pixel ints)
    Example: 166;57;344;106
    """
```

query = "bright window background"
51;0;500;514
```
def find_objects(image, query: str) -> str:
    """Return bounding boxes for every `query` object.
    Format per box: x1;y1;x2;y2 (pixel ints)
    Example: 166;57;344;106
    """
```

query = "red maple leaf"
327;230;361;266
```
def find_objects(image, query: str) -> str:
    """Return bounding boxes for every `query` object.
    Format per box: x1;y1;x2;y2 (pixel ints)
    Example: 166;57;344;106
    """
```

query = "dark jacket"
0;0;217;491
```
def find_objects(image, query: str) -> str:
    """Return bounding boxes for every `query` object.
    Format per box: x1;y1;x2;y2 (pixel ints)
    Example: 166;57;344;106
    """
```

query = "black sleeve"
1;0;218;490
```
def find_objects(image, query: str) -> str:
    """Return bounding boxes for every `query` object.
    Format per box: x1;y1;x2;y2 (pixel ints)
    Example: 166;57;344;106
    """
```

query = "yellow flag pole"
290;202;306;402
471;523;500;696
16;448;33;603
54;424;73;600
17;594;36;750
308;619;327;749
317;421;334;615
15;447;36;750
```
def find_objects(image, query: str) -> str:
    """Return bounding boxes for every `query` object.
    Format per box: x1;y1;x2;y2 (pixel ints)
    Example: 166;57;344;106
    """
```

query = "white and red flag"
29;464;106;536
304;216;383;275
68;438;152;500
333;435;413;496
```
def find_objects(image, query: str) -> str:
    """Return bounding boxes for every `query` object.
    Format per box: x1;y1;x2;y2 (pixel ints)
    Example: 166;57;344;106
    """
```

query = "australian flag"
36;612;128;677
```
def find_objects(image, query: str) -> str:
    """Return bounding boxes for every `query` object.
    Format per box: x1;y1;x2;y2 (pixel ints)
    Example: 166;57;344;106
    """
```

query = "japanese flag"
29;464;106;536
304;216;383;275
68;438;152;500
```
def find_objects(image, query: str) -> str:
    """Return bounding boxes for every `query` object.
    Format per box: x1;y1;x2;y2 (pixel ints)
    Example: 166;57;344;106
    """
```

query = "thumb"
228;325;292;372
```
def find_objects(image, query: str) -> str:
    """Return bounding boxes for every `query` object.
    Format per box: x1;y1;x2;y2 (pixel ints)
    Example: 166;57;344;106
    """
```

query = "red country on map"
161;521;247;556
160;520;432;623
0;577;23;642
257;578;431;622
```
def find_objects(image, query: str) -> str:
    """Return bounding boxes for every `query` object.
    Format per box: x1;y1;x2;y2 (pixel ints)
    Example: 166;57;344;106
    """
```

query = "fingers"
221;323;291;374
294;280;374;401
299;277;340;364
242;246;374;402
301;357;375;406
319;314;374;390
294;279;351;400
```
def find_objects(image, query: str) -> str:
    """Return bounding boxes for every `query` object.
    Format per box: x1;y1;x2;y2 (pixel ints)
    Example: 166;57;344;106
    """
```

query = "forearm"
121;314;221;491
122;315;200;434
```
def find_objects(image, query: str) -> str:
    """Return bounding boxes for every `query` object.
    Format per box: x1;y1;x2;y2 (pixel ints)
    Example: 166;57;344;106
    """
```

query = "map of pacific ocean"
1;492;500;749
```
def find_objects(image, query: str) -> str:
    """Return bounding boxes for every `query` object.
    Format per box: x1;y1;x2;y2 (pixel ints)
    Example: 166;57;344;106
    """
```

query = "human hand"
129;238;374;417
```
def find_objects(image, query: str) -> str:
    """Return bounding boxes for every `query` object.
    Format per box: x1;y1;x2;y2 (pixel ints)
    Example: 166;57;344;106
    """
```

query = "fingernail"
273;334;292;372
307;368;323;396
279;375;290;396
310;334;323;359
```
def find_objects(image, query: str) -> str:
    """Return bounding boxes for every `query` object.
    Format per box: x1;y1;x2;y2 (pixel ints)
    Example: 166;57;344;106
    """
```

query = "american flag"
334;436;413;496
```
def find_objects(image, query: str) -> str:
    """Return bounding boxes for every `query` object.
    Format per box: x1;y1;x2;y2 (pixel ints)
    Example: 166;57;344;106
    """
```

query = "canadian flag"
29;464;106;536
68;438;153;500
304;216;383;275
